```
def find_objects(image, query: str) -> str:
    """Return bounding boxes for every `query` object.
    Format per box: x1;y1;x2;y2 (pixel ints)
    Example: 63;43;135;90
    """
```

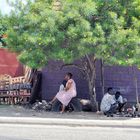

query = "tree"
102;0;140;108
3;0;140;110
0;13;8;47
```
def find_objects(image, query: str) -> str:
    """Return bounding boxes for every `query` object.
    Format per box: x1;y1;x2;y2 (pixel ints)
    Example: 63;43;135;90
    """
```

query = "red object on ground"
0;48;24;77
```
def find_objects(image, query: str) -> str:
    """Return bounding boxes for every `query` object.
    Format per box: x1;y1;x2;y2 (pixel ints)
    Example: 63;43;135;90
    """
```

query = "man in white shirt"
100;87;118;116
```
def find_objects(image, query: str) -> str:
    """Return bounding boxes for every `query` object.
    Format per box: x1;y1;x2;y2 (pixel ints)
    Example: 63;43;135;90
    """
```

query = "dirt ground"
0;105;131;120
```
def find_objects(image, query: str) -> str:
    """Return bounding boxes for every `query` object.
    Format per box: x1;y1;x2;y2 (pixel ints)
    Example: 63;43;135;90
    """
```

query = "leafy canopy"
2;0;140;68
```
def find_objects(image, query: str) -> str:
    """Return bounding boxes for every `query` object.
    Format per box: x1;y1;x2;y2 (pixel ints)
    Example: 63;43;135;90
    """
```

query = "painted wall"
0;48;24;77
96;64;140;103
2;47;139;103
42;60;140;103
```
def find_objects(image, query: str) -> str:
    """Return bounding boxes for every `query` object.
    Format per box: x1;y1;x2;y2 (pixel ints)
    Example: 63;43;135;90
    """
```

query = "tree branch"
61;63;85;72
85;54;94;70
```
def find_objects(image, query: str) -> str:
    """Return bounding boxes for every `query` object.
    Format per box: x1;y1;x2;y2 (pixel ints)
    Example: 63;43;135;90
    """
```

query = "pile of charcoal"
114;105;140;118
30;100;52;111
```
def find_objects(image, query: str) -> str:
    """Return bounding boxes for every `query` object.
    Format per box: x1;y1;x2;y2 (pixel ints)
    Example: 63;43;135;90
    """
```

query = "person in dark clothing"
59;80;67;91
114;91;127;113
62;80;67;87
29;71;42;104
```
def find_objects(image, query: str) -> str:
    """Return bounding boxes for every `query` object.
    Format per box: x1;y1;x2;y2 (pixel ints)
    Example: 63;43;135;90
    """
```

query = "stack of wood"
0;67;32;104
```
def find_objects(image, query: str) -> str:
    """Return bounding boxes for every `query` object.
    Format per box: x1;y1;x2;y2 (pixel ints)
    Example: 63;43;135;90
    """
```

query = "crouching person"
114;91;127;113
100;87;118;117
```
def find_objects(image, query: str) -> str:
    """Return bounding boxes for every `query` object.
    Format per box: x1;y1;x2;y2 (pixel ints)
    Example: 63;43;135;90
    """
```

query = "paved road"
0;124;140;140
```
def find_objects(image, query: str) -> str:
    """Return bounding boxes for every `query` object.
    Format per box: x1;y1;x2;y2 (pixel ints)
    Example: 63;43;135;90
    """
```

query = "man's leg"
118;103;126;112
106;104;118;115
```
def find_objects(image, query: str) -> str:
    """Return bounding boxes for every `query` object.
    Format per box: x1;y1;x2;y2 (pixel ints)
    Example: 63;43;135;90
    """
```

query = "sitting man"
113;91;127;113
100;87;118;116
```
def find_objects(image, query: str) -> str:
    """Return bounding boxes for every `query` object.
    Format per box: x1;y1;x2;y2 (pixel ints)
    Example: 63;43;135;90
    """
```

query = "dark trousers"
105;104;118;115
117;103;126;112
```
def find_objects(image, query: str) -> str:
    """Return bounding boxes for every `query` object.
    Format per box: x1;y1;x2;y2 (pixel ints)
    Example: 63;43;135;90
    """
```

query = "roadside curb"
0;117;140;128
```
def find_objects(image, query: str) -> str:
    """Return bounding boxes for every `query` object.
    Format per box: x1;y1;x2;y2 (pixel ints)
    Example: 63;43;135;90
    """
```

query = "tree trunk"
100;59;105;96
85;55;98;111
88;81;98;111
133;66;140;110
61;55;99;111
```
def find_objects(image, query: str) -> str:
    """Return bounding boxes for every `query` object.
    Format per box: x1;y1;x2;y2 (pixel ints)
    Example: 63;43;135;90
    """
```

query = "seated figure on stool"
50;73;77;113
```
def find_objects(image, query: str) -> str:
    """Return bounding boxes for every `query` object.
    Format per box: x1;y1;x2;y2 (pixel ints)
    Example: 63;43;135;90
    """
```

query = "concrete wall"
41;60;140;103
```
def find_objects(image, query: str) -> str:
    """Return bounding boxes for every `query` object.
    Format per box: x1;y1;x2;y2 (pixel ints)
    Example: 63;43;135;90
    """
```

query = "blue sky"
0;0;13;15
0;0;32;15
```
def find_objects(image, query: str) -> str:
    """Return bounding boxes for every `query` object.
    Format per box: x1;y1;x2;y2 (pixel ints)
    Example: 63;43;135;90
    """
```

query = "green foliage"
2;0;140;68
0;13;8;47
